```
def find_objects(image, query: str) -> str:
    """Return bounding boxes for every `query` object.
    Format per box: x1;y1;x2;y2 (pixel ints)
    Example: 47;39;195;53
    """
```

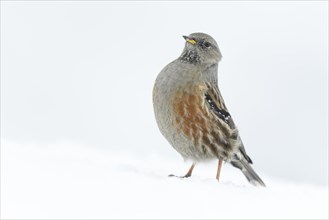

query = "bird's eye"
204;42;211;48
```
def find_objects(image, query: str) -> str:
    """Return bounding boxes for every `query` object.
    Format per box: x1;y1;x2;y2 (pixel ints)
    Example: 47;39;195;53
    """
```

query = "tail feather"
231;159;266;187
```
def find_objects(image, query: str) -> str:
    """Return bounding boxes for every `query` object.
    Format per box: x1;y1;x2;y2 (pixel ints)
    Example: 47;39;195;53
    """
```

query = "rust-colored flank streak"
172;85;229;159
173;88;210;144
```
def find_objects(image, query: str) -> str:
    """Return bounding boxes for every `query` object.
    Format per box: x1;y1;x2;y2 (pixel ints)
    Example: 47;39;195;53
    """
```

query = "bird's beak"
183;35;197;45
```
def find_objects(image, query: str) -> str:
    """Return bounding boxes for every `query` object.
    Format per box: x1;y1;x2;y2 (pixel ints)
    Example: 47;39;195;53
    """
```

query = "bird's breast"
172;84;210;144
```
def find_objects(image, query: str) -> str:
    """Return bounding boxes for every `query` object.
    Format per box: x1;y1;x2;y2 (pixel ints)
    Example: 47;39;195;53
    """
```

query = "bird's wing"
203;83;253;164
237;139;253;164
203;83;235;129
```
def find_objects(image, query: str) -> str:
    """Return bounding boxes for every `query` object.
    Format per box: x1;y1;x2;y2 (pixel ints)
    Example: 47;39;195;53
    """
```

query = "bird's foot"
168;173;191;178
168;163;195;179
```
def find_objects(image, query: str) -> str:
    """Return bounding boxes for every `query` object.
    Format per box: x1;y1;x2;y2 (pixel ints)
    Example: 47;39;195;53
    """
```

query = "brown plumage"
153;32;265;186
172;83;234;161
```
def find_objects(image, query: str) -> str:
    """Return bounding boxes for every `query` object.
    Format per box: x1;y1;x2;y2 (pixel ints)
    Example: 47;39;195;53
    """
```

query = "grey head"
179;32;222;66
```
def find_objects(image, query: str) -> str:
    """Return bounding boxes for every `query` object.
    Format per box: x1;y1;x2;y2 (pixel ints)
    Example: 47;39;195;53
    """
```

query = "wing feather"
203;83;253;164
203;84;235;129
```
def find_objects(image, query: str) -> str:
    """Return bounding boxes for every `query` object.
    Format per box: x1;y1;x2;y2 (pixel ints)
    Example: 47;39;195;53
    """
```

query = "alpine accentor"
153;32;265;186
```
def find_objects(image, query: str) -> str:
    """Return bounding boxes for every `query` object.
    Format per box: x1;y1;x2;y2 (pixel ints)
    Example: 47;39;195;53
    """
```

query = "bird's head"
180;32;222;66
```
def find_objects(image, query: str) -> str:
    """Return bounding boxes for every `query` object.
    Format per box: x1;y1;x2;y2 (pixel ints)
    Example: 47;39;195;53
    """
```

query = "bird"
152;32;265;186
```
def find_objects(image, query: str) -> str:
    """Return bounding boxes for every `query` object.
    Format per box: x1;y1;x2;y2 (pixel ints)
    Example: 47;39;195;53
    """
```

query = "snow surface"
1;140;328;219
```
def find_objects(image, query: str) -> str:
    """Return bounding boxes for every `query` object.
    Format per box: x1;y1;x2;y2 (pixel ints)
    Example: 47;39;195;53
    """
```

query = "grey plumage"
153;32;265;186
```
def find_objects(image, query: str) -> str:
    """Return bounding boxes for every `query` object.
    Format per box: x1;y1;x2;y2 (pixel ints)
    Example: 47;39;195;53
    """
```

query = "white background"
1;1;328;219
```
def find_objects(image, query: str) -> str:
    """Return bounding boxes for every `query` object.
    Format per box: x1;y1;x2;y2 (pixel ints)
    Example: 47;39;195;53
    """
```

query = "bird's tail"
231;159;266;187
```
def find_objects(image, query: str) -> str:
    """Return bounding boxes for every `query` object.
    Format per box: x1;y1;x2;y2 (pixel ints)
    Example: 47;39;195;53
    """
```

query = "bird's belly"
154;83;233;161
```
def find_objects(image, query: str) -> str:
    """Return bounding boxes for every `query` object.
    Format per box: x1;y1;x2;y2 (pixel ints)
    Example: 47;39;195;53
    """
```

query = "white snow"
1;140;328;219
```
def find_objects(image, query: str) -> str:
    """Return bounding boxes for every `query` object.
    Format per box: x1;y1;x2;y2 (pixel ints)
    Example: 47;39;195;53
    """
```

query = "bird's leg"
169;163;196;178
183;163;195;178
216;159;223;181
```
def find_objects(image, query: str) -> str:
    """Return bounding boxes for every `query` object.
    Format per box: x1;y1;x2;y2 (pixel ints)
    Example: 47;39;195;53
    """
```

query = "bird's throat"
179;50;200;64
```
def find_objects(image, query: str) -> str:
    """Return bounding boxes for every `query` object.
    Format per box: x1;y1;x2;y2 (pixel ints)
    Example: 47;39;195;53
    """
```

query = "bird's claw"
168;174;191;178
